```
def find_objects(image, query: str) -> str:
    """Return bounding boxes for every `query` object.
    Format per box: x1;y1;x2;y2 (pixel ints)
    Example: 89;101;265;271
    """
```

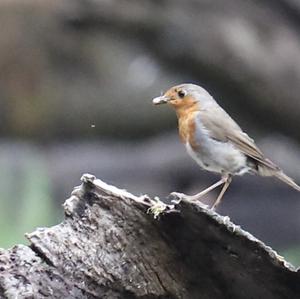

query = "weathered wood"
0;173;299;298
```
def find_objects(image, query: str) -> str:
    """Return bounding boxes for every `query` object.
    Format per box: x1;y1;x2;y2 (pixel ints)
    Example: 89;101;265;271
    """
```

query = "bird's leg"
211;175;232;210
171;176;227;202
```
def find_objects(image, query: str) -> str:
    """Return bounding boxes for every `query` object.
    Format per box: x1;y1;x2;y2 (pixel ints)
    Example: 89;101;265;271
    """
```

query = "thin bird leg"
211;175;232;210
187;177;227;201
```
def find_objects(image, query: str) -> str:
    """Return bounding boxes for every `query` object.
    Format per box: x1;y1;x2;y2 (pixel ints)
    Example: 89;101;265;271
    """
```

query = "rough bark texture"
0;173;299;298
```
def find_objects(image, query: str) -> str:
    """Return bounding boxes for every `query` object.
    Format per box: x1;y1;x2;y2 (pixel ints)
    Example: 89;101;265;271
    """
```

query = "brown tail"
274;171;300;191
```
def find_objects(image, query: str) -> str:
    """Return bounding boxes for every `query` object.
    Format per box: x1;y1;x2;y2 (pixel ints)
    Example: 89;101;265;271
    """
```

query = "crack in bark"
29;244;55;268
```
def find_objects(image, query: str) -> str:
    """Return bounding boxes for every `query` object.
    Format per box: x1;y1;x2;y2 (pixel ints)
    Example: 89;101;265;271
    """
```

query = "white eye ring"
178;89;187;98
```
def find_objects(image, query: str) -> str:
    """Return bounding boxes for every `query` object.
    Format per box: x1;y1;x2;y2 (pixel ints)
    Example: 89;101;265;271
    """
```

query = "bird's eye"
178;90;187;98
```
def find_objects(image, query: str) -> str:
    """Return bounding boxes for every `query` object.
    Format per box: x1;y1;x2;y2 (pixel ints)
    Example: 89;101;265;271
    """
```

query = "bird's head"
152;83;215;113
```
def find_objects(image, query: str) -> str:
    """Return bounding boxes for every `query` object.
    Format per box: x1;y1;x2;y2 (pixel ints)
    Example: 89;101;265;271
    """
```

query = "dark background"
0;0;300;266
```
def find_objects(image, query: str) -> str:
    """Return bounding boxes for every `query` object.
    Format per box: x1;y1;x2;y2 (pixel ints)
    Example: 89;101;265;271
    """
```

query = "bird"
152;83;300;209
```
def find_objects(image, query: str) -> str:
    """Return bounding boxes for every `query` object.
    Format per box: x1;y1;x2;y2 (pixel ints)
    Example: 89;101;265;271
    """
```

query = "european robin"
153;83;300;209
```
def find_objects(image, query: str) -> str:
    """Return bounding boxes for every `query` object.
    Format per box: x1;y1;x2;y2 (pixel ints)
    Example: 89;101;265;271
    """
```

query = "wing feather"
197;107;279;171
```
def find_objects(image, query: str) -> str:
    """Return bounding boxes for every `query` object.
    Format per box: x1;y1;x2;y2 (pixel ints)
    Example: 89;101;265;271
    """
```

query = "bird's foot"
168;192;188;203
170;191;204;202
169;192;210;209
210;203;217;211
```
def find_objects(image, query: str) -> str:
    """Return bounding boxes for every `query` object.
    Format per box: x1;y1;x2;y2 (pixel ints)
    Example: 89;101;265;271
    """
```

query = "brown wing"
197;107;280;171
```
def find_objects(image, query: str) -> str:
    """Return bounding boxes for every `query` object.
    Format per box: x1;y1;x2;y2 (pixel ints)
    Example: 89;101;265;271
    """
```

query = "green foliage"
280;246;300;268
0;154;59;248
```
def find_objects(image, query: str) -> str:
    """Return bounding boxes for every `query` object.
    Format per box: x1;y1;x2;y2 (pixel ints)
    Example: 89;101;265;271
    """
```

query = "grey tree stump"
0;173;299;298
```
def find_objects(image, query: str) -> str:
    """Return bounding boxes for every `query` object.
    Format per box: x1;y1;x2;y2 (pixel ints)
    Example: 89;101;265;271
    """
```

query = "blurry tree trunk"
65;0;300;140
2;0;300;140
0;174;299;298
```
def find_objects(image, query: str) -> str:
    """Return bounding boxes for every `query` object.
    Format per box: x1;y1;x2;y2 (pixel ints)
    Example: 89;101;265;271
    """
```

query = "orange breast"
178;111;199;150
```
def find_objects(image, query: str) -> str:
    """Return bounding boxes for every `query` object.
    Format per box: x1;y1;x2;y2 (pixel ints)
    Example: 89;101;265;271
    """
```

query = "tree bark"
0;173;299;298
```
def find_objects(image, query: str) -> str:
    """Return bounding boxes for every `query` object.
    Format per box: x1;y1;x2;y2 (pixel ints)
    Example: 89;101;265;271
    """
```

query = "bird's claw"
168;192;187;203
169;192;209;208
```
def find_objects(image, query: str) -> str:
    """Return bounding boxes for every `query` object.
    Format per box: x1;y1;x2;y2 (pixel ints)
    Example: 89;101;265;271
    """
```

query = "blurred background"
0;0;300;266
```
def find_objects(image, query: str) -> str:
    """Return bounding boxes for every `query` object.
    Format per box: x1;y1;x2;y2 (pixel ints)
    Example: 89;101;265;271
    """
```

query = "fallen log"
0;173;299;298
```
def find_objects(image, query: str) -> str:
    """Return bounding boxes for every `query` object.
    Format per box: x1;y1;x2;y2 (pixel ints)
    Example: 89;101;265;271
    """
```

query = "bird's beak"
152;96;170;105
